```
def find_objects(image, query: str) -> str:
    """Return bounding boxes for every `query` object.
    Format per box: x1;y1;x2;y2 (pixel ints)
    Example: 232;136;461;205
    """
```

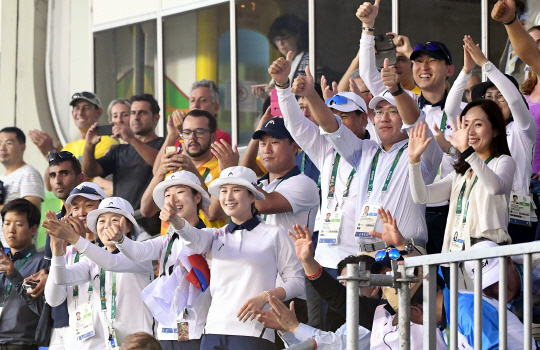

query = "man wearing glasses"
82;94;165;239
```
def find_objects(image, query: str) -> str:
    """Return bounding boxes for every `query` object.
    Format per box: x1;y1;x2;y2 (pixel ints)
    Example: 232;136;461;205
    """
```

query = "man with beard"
140;109;228;229
82;94;165;239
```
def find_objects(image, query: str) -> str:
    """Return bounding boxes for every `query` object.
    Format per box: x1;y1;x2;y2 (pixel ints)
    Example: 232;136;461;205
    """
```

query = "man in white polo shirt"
270;54;442;254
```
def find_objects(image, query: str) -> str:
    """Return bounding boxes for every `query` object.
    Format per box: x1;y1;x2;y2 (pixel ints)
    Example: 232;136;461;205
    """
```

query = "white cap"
326;92;367;113
86;197;140;236
368;90;397;109
464;241;500;290
208;166;265;201
65;182;107;205
153;171;211;209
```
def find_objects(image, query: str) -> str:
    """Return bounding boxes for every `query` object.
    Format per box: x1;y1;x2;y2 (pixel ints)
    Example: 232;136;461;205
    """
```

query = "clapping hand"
463;36;488;68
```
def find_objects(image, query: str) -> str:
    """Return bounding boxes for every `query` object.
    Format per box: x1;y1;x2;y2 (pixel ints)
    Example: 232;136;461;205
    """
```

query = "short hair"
1;198;41;228
350;69;361;80
337;254;375;276
49;156;82;176
130;94;160;115
185;110;217;133
120;332;162;350
268;14;309;52
191;79;220;104
107;98;131;121
0;127;26;144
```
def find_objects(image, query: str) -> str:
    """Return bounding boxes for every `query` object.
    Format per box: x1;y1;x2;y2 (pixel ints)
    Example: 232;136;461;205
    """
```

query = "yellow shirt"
160;156;226;235
411;85;422;96
62;136;118;161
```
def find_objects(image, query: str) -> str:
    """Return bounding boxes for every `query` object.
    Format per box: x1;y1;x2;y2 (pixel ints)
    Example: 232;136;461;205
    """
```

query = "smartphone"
270;89;282;117
95;124;114;136
374;34;397;70
166;146;177;154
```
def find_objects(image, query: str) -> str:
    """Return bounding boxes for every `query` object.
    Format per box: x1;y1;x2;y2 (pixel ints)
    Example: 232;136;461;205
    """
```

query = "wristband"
390;83;404;97
111;235;125;245
306;265;323;280
461;146;475;159
362;26;375;32
503;15;517;26
275;78;290;89
264;290;272;300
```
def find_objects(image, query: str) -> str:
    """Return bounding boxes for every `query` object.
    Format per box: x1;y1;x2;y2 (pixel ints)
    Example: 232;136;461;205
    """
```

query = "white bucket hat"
65;182;107;205
153;171;211;209
208;166;265;201
86;197;140;236
464;240;501;290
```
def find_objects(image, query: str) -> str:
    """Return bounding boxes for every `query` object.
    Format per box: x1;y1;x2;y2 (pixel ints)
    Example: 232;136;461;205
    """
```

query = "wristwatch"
482;61;494;73
446;145;458;158
390;83;404;97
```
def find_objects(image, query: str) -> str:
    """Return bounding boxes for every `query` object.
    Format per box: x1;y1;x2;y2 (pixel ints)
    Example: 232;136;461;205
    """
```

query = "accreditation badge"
448;215;467;252
319;210;343;244
355;204;380;239
73;302;95;342
107;327;118;349
509;191;532;227
177;308;190;341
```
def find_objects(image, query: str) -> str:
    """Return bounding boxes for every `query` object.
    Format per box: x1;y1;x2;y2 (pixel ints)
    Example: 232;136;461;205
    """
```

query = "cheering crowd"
1;0;540;349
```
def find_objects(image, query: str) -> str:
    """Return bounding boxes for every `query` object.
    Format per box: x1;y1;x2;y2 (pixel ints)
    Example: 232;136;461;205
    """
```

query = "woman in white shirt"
409;99;515;254
44;197;154;349
158;166;304;350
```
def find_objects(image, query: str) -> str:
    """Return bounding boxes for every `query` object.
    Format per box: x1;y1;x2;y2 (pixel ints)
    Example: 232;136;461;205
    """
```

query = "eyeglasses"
325;95;366;114
70;186;104;199
483;93;505;103
375;246;403;262
413;42;452;64
180;128;211;139
374;109;399;118
48;151;81;167
71;92;97;100
273;34;293;45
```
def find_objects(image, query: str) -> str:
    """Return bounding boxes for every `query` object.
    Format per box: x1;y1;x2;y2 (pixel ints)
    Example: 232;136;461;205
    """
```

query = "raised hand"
291;66;315;97
102;216;126;244
212;139;239;172
288;224;314;262
387;32;413;58
112;122;135;143
462;39;476;74
356;0;382;28
463;36;488;67
0;249;15;275
408;122;433;164
268;51;293;86
170;110;186;134
29;130;61;157
85;123;102;146
433;123;452;154
369;208;407;248
43;211;80;244
321;75;338;101
65;216;87;238
160;195;178;223
381;58;399;93
447;115;472;153
256;107;274;131
491;0;516;23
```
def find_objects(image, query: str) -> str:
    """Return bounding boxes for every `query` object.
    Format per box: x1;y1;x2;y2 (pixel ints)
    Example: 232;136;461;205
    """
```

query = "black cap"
410;41;452;65
252;117;292;140
471;74;520;101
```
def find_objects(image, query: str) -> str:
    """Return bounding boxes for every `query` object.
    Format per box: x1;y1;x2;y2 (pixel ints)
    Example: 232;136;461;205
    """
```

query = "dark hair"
268;14;308;52
185;110;217;133
190;188;204;213
453;99;511;175
1;198;41;228
0;127;26;144
49;157;82;176
120;332;162;350
130;94;160;115
337;254;375;276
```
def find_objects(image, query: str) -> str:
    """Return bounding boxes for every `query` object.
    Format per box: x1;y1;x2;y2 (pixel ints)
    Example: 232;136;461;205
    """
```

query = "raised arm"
445;43;476;122
152;110;184;175
492;0;540;75
82;123;106;178
381;58;420;126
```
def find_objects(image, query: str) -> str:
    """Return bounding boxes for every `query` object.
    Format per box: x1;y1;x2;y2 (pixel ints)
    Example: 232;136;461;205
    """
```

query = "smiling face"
258;134;298;174
72;100;101;132
413;53;453;92
164;185;201;222
464;106;495;155
373;101;406;146
96;212;133;247
2;211;36;251
70;196;101;231
219;185;255;222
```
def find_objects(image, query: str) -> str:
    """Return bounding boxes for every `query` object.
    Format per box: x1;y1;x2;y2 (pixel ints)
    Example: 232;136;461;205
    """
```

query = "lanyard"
73;252;93;300
366;143;408;202
327;153;356;208
440;112;448;134
4;248;35;299
301;152;306;174
163;234;179;267
456;156;494;224
201;168;211;183
100;269;117;321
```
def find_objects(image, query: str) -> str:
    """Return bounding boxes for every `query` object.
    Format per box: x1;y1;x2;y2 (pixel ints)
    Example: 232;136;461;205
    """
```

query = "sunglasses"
375;246;403;262
413;42;452;64
48;151;81;167
325;95;366;114
71;91;97;100
70;185;104;199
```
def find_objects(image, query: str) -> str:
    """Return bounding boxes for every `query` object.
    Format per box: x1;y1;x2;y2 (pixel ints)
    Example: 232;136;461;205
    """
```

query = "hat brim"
329;103;362;113
65;193;103;205
208;178;265;201
410;50;450;64
86;208;140;237
70;97;100;108
369;96;396;109
252;129;290;140
471;81;495;101
153;178;211;209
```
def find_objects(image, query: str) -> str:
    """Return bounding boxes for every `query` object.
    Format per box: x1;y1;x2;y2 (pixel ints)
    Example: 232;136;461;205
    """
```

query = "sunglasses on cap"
70;185;104;199
325;95;366;114
375;246;405;262
413;42;452;64
48;151;81;166
71;91;97;100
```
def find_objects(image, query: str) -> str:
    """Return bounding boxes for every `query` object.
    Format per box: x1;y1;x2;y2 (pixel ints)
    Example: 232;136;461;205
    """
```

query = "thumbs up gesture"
291;66;315;97
268;51;293;87
356;0;381;28
381;58;399;93
491;0;516;24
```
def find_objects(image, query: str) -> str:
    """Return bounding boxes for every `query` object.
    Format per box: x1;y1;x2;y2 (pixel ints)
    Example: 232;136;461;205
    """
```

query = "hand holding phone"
95;124;114;137
375;35;397;69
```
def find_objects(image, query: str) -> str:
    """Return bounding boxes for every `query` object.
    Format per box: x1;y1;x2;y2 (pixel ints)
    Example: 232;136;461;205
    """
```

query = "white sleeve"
44;264;68;307
359;35;386;96
294;323;371;350
466;153;515;196
19;166;45;201
278;87;331;171
51;255;92;286
175;221;215;255
275;229;305;301
74;237;153;274
445;70;470;123
117;234;165;263
322;116;365;168
486;64;536;140
275;175;319;215
409;162;455;204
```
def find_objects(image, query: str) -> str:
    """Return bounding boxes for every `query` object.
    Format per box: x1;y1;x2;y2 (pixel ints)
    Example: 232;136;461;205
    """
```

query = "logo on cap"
265;120;275;127
470;259;489;274
109;201;114;206
228;172;234;176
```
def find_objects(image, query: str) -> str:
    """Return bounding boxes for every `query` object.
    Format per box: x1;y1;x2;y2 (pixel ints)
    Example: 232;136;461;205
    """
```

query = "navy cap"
252;117;292;140
471;74;520;101
410;41;452;65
